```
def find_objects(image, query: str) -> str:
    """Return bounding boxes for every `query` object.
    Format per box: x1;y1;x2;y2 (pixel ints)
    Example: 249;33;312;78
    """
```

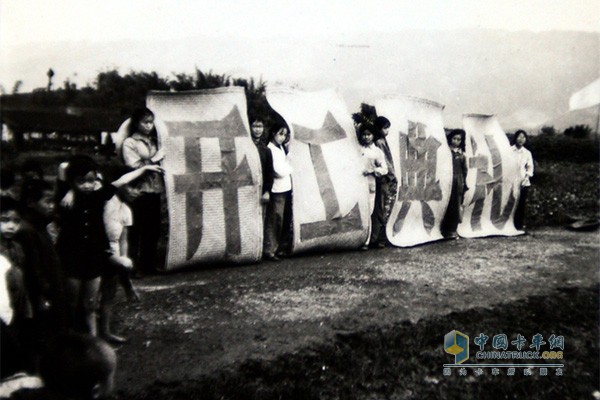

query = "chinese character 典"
392;121;443;234
540;368;548;376
529;333;546;351
511;334;526;351
474;333;489;350
492;334;508;350
548;334;565;350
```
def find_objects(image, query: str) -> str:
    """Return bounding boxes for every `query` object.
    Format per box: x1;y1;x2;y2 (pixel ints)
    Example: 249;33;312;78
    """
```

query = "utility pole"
47;68;55;91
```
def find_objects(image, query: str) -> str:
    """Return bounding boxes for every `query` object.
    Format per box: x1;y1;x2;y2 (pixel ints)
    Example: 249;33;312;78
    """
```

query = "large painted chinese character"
293;112;362;241
375;96;452;247
467;135;516;231
266;88;370;253
167;106;254;260
148;88;263;269
458;114;521;238
393;120;442;234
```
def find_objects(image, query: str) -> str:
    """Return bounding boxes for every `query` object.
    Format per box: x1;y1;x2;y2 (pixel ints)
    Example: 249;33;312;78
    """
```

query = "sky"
1;0;599;47
1;0;599;128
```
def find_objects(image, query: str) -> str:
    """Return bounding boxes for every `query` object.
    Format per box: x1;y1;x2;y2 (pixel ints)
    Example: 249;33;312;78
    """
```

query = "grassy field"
528;160;599;226
111;228;599;400
126;286;597;400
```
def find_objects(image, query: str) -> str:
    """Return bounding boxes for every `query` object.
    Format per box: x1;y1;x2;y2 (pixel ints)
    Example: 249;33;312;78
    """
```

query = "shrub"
538;125;556;136
563;124;593;138
527;135;599;163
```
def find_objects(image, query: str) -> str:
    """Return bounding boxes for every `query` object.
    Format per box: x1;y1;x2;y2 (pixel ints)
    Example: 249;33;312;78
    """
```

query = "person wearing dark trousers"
121;107;165;276
370;116;397;247
264;126;293;261
441;129;468;239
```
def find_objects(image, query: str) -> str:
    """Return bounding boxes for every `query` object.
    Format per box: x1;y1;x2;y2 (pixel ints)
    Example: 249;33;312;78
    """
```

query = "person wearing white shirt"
512;130;534;230
359;124;388;250
264;126;293;261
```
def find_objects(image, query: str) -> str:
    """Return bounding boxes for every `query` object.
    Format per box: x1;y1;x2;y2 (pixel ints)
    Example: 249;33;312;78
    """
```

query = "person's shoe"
276;250;290;258
360;245;369;251
126;288;141;303
264;253;280;261
101;332;127;345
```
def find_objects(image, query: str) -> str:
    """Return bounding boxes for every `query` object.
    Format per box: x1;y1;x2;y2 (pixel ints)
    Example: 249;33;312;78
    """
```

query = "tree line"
2;68;595;139
2;68;283;126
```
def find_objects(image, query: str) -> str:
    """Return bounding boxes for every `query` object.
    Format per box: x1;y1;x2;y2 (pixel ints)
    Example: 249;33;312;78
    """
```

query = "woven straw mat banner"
458;114;522;238
147;87;263;269
266;88;370;253
375;96;452;247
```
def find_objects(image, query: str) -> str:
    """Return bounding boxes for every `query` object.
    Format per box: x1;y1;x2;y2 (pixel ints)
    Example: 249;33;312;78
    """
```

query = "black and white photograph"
0;1;599;398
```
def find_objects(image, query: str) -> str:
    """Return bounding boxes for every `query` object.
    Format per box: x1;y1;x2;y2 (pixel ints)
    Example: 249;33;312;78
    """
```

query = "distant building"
0;106;125;152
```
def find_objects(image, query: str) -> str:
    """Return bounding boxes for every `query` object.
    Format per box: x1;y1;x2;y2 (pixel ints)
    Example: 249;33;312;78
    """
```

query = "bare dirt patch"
112;228;599;399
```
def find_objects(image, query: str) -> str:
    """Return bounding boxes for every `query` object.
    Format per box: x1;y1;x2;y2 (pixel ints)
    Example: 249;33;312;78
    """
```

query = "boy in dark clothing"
20;180;68;334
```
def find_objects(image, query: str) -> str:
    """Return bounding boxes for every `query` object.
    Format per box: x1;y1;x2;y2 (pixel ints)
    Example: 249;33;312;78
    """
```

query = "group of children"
250;112;534;258
355;115;534;246
0;106;534;397
1;107;165;397
251;119;293;261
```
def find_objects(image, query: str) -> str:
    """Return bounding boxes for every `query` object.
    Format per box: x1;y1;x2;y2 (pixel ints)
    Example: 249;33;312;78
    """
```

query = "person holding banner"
371;116;397;247
358;124;388;250
250;118;274;212
441;129;468;239
512;129;534;231
121;108;165;277
264;126;293;261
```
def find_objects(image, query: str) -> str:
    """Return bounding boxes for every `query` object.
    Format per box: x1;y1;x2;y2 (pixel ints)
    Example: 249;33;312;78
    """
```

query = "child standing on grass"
57;156;111;335
19;179;68;337
358;123;388;250
512;129;534;231
441;129;468;239
57;155;157;336
121;107;165;277
264;126;293;261
99;165;162;344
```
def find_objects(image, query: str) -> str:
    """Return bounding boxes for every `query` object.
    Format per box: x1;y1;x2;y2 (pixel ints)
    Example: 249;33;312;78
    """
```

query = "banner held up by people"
148;87;263;269
458;114;522;238
266;88;370;253
375;96;452;247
